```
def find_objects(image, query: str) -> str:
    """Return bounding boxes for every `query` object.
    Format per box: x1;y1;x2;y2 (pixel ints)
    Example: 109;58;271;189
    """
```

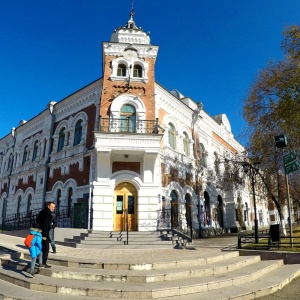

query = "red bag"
24;234;34;248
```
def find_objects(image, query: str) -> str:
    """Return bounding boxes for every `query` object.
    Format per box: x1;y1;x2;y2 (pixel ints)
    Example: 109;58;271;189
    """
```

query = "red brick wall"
112;161;140;174
100;56;156;121
52;105;96;150
15;175;35;191
46;156;91;192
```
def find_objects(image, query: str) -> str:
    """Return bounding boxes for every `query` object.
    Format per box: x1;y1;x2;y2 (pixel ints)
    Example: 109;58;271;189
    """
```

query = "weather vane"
131;0;135;17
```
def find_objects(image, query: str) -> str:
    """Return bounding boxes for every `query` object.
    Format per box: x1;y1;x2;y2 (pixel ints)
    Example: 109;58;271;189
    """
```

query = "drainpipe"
1;127;16;229
7;127;16;200
42;102;55;206
87;153;94;230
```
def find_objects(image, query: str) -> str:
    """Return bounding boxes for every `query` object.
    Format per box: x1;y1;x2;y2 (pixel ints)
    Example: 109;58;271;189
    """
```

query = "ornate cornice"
54;80;102;122
103;42;158;59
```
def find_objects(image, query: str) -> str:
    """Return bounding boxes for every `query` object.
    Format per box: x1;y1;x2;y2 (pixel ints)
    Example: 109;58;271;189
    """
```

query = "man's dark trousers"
42;238;50;264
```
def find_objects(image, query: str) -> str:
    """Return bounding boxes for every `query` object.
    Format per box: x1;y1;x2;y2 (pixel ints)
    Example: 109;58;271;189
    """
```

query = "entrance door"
114;182;137;231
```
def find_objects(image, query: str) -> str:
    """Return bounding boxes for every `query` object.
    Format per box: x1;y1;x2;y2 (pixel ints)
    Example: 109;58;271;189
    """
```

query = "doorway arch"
114;182;137;231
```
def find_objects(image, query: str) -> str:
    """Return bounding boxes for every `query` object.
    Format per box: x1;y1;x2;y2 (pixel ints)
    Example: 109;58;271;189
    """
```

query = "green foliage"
243;25;300;212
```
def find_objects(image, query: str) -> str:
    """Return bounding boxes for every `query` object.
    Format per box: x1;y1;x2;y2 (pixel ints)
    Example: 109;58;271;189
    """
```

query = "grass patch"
240;226;300;252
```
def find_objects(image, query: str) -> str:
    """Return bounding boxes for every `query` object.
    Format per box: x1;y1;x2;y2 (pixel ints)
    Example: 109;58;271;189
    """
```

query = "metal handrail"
125;209;129;245
99;117;163;134
157;209;193;241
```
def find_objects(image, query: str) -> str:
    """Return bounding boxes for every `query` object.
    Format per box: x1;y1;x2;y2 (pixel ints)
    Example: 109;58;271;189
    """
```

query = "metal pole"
189;205;193;240
126;209;129;245
251;170;259;244
198;193;202;238
285;174;293;247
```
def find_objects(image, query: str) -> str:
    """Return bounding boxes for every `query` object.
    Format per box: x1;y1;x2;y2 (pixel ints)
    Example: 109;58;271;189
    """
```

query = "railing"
1;207;75;231
237;230;269;249
56;208;74;228
99;117;163;134
157;209;193;241
157;209;172;230
237;229;300;249
1;209;40;231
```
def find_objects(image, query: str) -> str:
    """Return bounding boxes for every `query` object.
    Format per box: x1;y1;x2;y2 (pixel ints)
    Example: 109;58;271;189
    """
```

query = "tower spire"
131;0;135;17
125;0;137;29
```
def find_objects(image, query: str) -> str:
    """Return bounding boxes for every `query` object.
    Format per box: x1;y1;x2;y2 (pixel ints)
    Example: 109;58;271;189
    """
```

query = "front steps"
1;248;300;299
58;230;190;248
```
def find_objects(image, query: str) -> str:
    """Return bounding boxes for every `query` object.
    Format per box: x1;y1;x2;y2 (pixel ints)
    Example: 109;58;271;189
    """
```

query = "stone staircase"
58;230;191;248
1;247;300;299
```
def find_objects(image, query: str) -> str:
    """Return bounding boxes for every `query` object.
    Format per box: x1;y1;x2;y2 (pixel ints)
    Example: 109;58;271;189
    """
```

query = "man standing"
36;201;55;268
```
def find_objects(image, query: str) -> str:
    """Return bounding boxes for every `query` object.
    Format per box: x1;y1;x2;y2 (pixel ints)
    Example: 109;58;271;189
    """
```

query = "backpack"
24;234;35;248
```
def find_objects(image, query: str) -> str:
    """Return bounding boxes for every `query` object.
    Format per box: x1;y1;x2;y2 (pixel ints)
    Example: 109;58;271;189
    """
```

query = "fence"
1;208;75;231
237;227;300;249
157;209;193;240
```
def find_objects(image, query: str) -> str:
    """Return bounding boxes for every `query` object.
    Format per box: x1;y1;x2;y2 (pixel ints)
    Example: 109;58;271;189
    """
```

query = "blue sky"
1;0;300;145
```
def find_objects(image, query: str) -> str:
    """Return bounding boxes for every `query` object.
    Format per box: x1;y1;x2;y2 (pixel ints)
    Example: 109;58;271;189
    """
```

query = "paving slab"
0;259;285;298
1;254;261;283
1;232;300;299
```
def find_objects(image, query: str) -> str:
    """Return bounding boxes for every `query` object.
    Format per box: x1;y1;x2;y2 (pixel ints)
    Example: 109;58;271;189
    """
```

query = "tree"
243;25;300;228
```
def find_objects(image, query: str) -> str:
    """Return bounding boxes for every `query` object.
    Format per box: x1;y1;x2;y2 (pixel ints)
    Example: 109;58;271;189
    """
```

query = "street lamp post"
242;162;260;244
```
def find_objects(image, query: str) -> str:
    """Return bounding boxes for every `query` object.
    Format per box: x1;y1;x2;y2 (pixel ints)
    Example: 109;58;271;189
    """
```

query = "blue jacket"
28;227;43;259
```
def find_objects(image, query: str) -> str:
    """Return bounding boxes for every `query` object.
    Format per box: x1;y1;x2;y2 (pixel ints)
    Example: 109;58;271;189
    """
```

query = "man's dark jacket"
36;208;52;239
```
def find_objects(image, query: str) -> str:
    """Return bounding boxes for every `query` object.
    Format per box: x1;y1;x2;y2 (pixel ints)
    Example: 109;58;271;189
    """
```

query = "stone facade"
0;12;264;234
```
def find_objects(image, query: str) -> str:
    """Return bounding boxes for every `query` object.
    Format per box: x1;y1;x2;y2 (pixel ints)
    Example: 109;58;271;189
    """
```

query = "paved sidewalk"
1;232;300;299
0;233;237;263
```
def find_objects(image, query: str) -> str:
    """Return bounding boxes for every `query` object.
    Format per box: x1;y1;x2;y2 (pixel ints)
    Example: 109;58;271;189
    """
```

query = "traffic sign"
283;151;297;166
284;161;300;174
274;134;287;148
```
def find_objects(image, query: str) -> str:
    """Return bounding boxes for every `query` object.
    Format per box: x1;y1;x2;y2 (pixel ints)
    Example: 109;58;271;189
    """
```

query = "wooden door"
114;183;137;231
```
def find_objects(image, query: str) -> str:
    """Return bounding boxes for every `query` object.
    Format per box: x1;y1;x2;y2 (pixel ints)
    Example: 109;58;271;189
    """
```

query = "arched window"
22;146;28;165
57;128;65;152
68;188;73;217
17;196;22;216
56;189;61;217
27;194;32;214
199;144;206;167
117;64;127;76
170;190;179;228
244;202;248;222
2;198;7;219
168;123;176;149
185;194;192;228
217;195;224;228
133;64;142;78
204;191;211;225
42;138;47;158
32;141;39;161
214;152;220;175
7;154;13;171
73;120;83;146
183;132;190;156
120;104;136;132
